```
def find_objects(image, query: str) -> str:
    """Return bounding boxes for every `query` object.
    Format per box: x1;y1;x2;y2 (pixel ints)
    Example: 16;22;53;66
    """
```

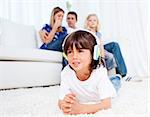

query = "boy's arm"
70;97;111;114
58;93;76;114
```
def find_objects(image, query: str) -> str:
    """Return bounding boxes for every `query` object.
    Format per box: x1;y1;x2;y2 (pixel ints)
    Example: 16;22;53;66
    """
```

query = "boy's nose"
72;48;79;59
72;45;78;59
73;51;78;58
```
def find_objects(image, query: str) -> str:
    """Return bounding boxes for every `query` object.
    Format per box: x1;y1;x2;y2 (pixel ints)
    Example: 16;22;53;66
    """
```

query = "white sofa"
0;18;62;89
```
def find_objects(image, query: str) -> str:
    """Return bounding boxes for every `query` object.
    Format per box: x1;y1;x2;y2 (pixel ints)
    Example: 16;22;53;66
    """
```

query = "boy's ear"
63;52;68;60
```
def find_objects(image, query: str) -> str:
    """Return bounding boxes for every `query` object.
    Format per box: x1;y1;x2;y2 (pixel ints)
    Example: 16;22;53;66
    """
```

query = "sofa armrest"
0;46;62;63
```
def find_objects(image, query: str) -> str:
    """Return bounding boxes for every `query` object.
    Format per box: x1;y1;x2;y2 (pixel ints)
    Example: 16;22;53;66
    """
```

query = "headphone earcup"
93;45;100;60
63;52;68;60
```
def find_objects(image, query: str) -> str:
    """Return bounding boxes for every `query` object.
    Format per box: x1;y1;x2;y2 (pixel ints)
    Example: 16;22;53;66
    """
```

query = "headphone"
62;29;101;61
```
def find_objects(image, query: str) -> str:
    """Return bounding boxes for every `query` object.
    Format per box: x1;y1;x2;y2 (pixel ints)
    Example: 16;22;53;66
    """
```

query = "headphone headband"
62;29;100;50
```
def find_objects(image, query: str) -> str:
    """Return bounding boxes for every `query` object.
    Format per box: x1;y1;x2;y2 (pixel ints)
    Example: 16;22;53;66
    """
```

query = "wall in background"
0;0;149;77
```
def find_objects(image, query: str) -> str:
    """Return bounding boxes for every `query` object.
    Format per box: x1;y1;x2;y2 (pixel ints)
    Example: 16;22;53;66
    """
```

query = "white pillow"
0;18;37;48
0;18;2;42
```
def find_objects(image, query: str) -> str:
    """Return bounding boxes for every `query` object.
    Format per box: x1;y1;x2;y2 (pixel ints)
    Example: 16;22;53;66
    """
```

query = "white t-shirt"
66;26;75;34
59;65;116;104
66;26;79;34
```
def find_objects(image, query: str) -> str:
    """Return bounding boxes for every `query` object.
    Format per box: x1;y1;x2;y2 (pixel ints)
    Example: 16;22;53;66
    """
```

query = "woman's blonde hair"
84;14;100;32
50;7;64;32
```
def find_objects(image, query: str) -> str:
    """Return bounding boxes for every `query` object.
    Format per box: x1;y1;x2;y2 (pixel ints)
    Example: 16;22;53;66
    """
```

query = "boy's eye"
78;49;82;52
67;50;72;54
78;49;84;53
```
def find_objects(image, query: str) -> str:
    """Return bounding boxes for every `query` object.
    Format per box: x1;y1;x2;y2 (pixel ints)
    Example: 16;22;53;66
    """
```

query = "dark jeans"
110;74;121;93
104;42;127;77
40;38;65;52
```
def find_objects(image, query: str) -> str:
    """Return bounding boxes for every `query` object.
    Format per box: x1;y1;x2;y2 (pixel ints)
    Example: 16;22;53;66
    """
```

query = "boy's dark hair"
67;11;78;21
64;30;101;69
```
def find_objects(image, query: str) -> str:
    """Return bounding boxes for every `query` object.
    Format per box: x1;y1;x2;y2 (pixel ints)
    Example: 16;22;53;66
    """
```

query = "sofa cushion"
0;46;62;63
0;18;37;48
0;18;2;41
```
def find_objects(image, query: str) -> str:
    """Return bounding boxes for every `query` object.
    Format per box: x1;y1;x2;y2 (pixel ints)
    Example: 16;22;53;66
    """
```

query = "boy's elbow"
104;102;111;110
102;98;111;110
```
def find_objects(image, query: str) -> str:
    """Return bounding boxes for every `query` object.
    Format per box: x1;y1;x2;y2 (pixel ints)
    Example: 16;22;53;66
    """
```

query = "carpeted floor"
0;77;149;117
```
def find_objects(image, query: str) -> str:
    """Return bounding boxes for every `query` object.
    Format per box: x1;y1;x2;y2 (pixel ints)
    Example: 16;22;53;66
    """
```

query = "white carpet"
0;78;149;117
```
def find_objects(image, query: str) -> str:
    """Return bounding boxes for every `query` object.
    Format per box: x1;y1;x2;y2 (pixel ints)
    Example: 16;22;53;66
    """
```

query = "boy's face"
67;44;92;72
67;14;77;29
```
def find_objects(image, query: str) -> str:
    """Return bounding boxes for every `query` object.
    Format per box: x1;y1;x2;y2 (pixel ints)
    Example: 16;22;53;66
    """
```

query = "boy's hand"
61;94;85;115
61;93;76;114
68;100;83;115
